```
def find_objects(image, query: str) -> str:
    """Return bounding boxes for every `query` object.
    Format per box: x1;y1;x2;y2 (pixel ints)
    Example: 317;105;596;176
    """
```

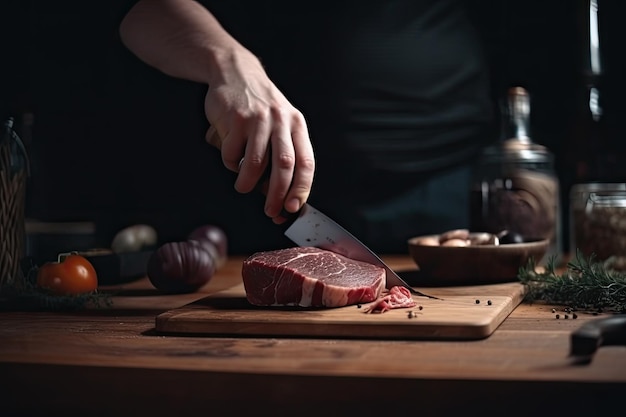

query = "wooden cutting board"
155;282;526;340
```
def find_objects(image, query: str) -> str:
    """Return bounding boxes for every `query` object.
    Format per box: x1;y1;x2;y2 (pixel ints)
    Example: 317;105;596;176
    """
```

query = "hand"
204;49;315;223
119;0;313;223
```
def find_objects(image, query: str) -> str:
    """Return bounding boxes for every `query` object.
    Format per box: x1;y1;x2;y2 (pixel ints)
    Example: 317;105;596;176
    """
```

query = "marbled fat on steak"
242;247;386;307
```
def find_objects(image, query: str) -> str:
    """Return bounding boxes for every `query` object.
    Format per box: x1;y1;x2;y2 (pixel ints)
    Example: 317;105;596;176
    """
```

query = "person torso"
205;0;495;201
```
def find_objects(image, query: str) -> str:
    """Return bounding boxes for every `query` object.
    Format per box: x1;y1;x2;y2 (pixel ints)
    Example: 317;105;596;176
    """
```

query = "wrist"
205;42;264;86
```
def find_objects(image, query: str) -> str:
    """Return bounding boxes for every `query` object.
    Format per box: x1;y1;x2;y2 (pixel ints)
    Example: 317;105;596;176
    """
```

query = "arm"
119;0;315;221
119;0;236;85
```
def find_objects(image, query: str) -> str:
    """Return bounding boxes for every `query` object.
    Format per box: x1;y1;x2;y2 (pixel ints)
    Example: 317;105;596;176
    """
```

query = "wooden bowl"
407;234;550;285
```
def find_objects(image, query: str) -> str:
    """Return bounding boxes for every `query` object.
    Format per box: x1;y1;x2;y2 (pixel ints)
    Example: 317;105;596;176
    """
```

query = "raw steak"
364;286;417;313
242;247;386;307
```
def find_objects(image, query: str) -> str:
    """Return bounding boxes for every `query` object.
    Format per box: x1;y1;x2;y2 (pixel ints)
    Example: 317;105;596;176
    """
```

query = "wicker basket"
0;117;28;290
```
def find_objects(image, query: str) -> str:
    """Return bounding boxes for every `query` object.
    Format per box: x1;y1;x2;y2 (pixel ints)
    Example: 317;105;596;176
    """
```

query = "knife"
206;126;436;298
569;314;626;365
284;203;437;298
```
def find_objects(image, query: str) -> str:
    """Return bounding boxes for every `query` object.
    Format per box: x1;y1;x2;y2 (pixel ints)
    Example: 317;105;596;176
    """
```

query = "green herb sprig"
518;250;626;313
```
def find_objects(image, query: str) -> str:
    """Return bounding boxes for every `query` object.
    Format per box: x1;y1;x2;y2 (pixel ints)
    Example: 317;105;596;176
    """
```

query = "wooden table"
1;256;624;417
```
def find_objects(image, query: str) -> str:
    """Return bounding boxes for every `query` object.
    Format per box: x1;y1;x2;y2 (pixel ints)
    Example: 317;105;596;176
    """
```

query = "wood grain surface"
1;256;625;417
155;282;526;340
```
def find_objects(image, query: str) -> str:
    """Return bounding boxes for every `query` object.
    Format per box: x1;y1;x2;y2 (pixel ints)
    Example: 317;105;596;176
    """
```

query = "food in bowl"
407;229;550;284
411;229;525;248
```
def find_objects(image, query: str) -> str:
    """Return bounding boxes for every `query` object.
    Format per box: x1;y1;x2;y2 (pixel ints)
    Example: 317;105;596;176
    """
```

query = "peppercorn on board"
155;282;526;340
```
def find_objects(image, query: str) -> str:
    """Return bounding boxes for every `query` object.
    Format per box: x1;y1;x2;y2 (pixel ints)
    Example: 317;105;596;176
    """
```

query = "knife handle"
570;314;626;357
206;126;298;221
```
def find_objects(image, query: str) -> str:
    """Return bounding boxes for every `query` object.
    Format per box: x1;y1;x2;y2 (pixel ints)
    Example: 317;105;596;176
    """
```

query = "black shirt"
205;0;494;204
104;0;497;253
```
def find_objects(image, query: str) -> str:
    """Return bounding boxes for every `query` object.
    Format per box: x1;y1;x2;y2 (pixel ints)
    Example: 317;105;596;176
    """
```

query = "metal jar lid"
480;139;554;165
570;183;626;205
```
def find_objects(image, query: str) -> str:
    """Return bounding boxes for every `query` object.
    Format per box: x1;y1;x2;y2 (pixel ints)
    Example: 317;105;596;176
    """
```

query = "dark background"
2;0;625;255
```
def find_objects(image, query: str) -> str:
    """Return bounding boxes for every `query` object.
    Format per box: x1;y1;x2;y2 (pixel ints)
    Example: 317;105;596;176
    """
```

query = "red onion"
147;240;216;293
188;225;228;262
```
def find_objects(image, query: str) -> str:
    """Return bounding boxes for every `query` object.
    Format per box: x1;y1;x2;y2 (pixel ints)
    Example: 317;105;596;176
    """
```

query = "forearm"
119;0;246;85
120;0;314;219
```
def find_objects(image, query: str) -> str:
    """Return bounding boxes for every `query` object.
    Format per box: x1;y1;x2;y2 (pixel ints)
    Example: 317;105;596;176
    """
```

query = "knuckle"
276;153;296;170
269;103;287;119
291;183;311;196
291;111;307;129
252;108;271;124
298;155;315;172
231;110;249;125
247;155;265;168
232;109;266;126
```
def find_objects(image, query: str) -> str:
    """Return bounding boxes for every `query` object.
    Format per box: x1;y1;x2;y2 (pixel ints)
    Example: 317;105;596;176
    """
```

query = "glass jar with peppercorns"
570;183;626;269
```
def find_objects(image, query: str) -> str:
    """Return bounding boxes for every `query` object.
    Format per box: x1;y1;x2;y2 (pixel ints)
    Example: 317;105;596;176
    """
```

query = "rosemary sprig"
518;250;626;312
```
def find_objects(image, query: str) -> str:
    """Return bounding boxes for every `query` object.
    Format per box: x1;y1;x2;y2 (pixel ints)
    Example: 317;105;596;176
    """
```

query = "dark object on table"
570;315;626;365
79;248;153;285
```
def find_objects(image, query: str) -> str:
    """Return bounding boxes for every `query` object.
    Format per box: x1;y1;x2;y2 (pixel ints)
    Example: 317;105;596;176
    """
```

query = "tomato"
37;254;98;295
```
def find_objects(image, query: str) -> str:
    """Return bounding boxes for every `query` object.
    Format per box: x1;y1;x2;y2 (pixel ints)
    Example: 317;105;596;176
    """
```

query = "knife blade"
284;203;436;298
205;126;436;298
569;314;626;365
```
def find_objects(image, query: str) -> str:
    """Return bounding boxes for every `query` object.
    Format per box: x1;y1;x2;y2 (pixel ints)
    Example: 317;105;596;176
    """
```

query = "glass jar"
469;140;561;263
570;183;626;265
469;87;562;263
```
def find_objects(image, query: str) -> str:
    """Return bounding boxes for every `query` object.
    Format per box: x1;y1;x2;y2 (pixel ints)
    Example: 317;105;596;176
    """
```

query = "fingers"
204;91;314;221
263;121;295;219
205;126;221;149
281;116;314;214
220;125;247;174
268;135;314;224
257;112;314;221
235;119;271;193
205;122;248;174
